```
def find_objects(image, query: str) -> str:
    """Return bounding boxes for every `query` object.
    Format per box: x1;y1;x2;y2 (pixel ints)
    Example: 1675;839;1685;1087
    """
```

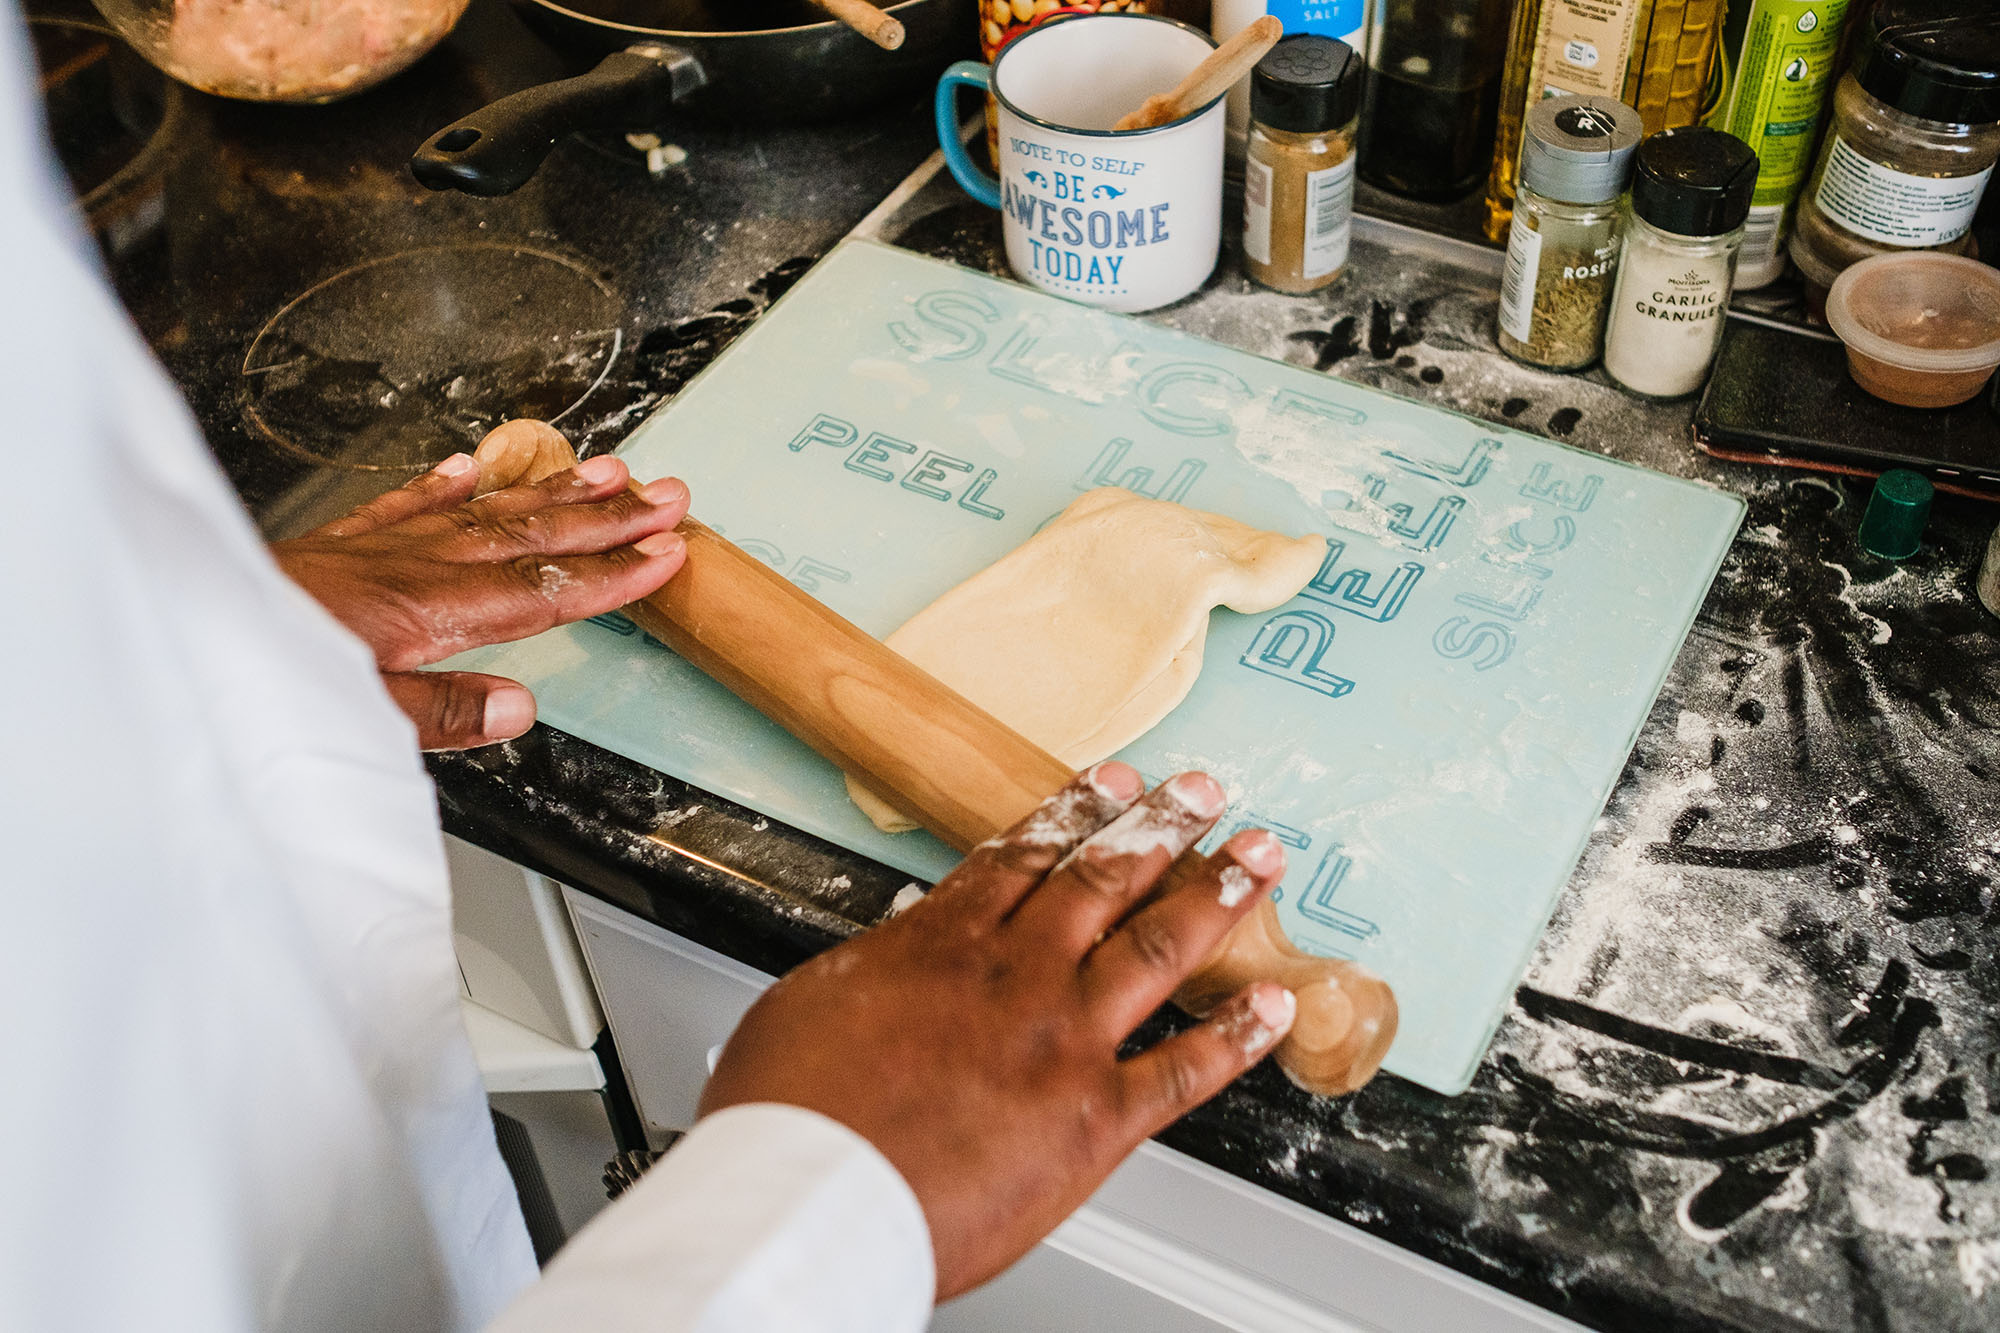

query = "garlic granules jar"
1602;126;1760;400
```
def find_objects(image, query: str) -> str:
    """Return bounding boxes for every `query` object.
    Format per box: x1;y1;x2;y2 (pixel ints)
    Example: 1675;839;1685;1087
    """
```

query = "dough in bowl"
849;487;1326;832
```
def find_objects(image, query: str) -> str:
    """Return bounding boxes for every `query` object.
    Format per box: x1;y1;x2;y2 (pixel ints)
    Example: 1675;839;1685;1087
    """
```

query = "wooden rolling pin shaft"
626;515;1071;848
472;421;1396;1095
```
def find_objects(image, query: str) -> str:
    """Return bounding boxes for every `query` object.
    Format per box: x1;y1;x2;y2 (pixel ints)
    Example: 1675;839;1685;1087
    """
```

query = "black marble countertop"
51;0;2000;1328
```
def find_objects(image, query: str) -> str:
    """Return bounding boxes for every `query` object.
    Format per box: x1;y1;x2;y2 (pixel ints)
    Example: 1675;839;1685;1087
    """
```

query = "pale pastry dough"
849;487;1327;832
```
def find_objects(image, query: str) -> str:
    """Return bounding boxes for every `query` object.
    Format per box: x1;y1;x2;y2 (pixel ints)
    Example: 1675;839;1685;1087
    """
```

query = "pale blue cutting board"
451;240;1743;1095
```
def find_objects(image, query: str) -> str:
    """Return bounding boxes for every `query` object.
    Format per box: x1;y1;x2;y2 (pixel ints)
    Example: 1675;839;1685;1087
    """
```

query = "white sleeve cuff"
488;1102;935;1333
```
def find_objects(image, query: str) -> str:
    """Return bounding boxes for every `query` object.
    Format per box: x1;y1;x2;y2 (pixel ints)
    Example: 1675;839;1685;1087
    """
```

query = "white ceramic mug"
936;14;1225;313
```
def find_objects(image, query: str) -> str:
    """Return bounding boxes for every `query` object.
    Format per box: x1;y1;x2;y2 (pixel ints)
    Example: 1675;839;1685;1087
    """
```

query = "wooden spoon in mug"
809;0;905;50
1112;14;1282;132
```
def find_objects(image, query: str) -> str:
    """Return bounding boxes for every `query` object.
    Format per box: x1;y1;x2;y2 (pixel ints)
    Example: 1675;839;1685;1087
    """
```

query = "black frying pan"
411;0;973;196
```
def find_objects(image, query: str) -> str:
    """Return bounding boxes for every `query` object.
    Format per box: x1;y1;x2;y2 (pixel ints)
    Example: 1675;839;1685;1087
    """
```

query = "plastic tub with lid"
1823;251;2000;409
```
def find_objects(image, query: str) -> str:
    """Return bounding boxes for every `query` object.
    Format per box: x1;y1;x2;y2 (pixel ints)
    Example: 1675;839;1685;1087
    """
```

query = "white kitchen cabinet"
447;835;604;1049
565;890;773;1138
461;997;605;1095
448;841;618;1256
565;890;1590;1333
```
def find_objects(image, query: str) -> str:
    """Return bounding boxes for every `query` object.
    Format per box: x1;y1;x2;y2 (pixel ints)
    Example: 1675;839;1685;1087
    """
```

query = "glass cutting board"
451;240;1744;1094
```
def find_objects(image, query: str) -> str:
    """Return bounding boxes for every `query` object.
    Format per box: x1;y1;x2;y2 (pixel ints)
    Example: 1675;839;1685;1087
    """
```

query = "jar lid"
1854;0;2000;127
1251;35;1363;134
1857;469;1934;561
1519;96;1643;205
1629;127;1760;238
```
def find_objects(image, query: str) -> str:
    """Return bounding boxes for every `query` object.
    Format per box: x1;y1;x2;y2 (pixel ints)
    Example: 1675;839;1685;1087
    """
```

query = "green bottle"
1703;0;1852;288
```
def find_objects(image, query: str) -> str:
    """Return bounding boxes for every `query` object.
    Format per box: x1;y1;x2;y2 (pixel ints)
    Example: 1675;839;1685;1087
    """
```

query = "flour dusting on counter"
437;168;2000;1333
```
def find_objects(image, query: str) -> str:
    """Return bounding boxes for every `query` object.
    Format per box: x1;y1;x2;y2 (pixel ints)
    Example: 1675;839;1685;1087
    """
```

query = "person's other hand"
698;764;1297;1301
272;452;688;749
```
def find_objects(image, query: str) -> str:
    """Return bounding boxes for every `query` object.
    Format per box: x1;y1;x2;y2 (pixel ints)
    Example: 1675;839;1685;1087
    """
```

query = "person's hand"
698;763;1297;1301
272;452;689;749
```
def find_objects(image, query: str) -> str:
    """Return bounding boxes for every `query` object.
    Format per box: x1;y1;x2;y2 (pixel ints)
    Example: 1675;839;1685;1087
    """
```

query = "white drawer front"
564;890;773;1136
563;894;1589;1333
448;836;603;1048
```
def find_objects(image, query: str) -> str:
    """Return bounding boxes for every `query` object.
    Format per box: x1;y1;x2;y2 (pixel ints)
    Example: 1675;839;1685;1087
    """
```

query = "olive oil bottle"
1481;0;1727;240
1701;0;1852;288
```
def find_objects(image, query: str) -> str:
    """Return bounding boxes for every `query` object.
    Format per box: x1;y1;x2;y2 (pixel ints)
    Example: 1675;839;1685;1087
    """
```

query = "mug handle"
935;61;1002;210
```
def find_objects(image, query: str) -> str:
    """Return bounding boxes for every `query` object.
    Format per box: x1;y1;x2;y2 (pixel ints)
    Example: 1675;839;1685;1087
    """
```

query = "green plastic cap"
1858;468;1934;560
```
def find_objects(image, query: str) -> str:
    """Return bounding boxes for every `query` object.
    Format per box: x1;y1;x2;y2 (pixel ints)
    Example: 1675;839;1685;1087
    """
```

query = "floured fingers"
925;763;1145;925
1079;828;1286;1035
1006;771;1226;954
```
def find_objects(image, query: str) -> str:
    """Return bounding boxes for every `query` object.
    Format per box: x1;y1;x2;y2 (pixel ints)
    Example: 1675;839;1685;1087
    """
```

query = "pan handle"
411;45;707;196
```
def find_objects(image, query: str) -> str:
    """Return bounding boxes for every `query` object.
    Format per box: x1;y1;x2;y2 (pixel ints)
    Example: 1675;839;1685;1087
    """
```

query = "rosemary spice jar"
1603;126;1760;399
1242;36;1364;294
1497;96;1642;371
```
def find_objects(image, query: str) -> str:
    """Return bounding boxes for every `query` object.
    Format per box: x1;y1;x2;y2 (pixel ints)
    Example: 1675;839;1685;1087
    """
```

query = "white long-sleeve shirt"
0;10;931;1330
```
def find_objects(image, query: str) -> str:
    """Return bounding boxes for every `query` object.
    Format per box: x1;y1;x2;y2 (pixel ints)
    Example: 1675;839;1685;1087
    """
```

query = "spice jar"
1602;126;1760;399
1214;0;1370;162
1242;35;1363;294
1789;0;2000;310
1979;520;2000;619
1497;96;1642;371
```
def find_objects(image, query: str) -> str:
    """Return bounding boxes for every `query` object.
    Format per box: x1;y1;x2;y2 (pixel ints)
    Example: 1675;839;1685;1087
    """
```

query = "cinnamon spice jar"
1241;35;1362;294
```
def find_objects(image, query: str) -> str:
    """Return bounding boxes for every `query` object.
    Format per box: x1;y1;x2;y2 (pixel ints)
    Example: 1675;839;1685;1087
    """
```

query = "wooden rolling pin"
472;420;1397;1095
